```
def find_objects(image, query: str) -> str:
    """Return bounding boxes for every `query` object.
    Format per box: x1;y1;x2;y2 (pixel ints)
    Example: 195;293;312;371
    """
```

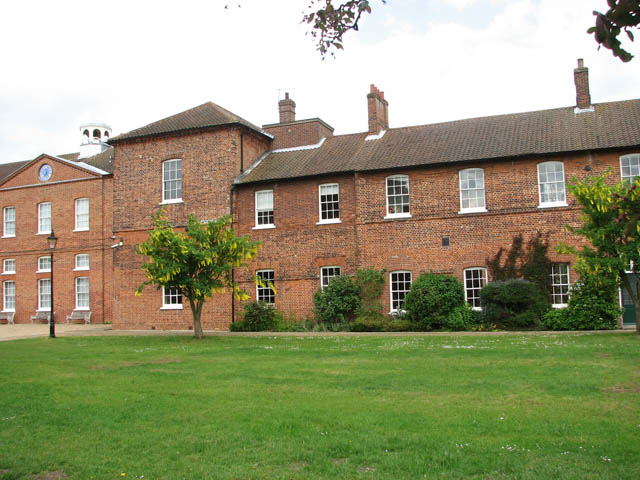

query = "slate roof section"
236;99;640;185
0;160;30;183
54;148;114;174
108;102;270;144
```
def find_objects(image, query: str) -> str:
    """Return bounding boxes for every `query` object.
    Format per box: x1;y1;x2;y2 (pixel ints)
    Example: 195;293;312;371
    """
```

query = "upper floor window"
38;278;51;310
75;277;90;310
550;263;570;307
464;268;487;310
390;271;412;312
459;168;486;213
256;269;275;304
318;184;340;223
38;202;51;234
385;175;410;218
162;286;183;309
75;254;90;271
620;154;640;183
320;266;341;290
162;159;182;203
3;281;15;312
37;256;51;273
75;198;89;231
3;207;15;237
255;190;274;228
537;162;566;207
3;259;16;274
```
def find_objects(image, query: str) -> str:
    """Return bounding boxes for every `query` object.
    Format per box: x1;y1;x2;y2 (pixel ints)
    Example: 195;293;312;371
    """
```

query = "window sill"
316;219;342;225
1;309;15;313
159;199;184;205
1;272;15;275
458;208;488;214
552;304;568;309
74;307;90;311
1;235;16;239
73;268;90;272
36;309;54;313
253;225;275;230
73;228;89;233
36;270;51;274
161;305;184;310
36;231;52;236
537;202;568;209
384;213;412;220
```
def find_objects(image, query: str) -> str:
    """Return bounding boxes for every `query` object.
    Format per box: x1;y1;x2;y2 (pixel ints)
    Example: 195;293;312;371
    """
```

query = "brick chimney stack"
278;92;296;123
574;58;591;110
367;84;389;135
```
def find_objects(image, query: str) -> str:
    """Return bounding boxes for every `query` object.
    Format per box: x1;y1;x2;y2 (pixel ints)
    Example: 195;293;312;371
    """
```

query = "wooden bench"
66;311;92;324
30;311;51;324
0;312;15;324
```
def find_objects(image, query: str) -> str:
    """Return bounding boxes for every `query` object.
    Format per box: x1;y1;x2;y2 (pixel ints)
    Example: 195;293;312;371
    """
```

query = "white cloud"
0;0;638;163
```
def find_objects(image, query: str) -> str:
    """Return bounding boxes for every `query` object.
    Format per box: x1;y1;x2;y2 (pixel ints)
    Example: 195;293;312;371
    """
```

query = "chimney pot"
278;92;296;123
367;83;389;135
574;58;591;110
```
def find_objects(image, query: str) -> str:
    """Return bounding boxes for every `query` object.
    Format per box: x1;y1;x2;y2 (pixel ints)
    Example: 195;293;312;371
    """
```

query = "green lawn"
1;333;639;479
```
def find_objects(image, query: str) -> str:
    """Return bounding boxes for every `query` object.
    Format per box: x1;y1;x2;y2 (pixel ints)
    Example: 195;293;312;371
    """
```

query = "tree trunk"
189;299;205;339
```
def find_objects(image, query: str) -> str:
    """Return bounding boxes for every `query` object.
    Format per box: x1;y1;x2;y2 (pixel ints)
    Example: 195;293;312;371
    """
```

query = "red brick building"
1;60;639;328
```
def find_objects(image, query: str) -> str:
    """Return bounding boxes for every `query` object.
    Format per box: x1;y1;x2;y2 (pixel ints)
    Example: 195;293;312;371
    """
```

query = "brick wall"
263;119;334;150
0;157;113;324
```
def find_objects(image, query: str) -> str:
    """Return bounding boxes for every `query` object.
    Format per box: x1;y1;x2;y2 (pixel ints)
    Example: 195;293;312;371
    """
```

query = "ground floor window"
75;277;90;310
390;271;412;312
257;270;275;304
464;268;487;309
38;278;51;310
162;286;183;309
320;266;341;290
550;263;570;307
3;281;15;311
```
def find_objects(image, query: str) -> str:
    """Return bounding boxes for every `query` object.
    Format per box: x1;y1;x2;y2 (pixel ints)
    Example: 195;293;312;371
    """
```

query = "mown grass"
0;333;639;479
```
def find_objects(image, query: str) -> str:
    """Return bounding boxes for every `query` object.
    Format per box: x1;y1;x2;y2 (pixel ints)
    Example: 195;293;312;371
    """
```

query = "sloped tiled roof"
236;99;640;184
108;102;269;144
0;160;30;183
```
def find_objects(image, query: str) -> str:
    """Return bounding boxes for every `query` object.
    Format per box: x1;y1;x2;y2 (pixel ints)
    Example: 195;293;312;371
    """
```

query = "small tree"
136;211;261;338
559;173;640;333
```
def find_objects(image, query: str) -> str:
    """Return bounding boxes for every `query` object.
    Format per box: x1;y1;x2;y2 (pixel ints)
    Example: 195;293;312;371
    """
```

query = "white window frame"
389;271;412;313
385;175;411;219
254;190;275;229
37;256;51;273
2;259;16;275
75;277;90;310
550;263;570;308
256;269;275;305
537;161;567;208
320;266;341;290
459;168;487;214
161;286;183;310
317;183;341;225
37;202;52;235
38;278;51;311
3;280;15;312
74;198;89;231
464;268;488;310
3;206;15;237
161;159;183;204
74;254;90;271
620;154;640;183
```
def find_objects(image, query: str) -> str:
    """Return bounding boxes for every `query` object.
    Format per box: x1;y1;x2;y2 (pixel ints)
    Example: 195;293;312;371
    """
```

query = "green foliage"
480;279;548;329
559;172;640;332
230;301;284;332
589;2;639;62
566;269;621;330
444;304;481;331
355;267;386;318
313;275;361;324
403;273;465;330
542;308;571;331
487;233;553;304
135;209;261;338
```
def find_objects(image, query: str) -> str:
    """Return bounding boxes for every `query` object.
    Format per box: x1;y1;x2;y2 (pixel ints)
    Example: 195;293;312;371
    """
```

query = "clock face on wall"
38;164;52;182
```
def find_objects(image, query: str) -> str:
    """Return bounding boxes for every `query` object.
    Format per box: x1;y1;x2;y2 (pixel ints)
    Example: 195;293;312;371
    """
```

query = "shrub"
542;308;571;330
230;301;283;332
479;279;548;329
403;273;465;330
355;268;386;318
444;304;481;331
566;272;620;330
351;315;385;332
313;276;361;324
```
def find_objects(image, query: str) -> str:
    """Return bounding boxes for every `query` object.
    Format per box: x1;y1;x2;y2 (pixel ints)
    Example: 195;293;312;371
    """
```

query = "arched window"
103;131;109;138
92;129;101;140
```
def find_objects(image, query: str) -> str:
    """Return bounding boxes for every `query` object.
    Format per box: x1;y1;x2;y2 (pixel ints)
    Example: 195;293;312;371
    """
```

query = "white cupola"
79;121;112;159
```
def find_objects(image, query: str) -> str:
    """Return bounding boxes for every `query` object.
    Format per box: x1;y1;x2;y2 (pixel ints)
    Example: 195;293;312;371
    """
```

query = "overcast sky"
0;0;638;164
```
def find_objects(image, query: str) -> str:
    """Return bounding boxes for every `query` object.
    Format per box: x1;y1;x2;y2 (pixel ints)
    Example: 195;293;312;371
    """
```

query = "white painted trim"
1;235;16;239
73;307;90;311
255;190;274;228
160;305;183;310
384;213;412;220
389;270;412;314
318;183;340;224
463;267;488;309
620;153;640;183
365;129;386;141
252;224;275;230
537;202;569;209
320;266;342;290
316;219;342;225
159;199;184;205
458;168;486;213
574;106;595;114
537;161;566;208
272;137;326;153
1;309;16;313
458;208;488;214
385;175;410;219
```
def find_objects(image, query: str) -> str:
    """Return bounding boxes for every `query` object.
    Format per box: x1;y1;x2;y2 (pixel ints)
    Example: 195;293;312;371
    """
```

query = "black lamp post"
47;231;58;338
